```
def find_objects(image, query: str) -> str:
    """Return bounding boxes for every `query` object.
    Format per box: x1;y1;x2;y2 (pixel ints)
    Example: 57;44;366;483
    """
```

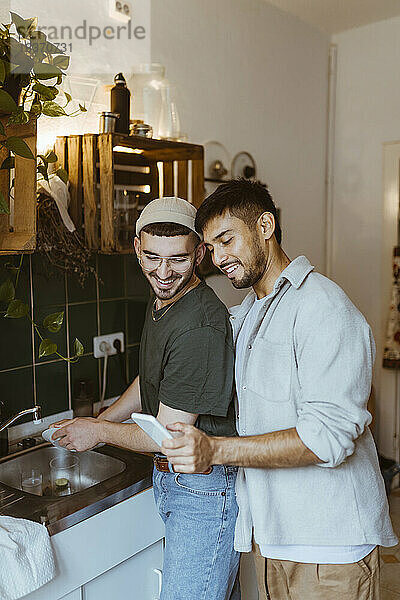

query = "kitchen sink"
0;445;126;497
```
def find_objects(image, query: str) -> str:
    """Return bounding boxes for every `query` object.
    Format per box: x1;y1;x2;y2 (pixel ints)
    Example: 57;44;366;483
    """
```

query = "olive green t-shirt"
139;281;237;437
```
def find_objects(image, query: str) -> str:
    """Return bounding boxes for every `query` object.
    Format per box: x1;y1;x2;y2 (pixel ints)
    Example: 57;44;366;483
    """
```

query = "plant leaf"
0;156;14;170
73;338;84;357
53;55;70;70
7;107;30;125
5;299;29;318
32;82;58;101
79;103;87;112
0;279;15;302
39;338;57;358
4;262;19;273
0;120;4;137
4;137;34;159
0;190;9;214
37;164;49;181
30;97;42;116
10;12;37;38
33;61;62;80
42;101;66;117
8;38;33;72
43;311;64;333
64;92;72;104
45;150;57;163
0;89;17;115
0;60;5;84
55;167;68;183
29;30;62;56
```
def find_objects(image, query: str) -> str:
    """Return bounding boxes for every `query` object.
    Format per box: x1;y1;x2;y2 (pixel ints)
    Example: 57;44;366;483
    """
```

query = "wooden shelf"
0;117;37;254
55;133;204;254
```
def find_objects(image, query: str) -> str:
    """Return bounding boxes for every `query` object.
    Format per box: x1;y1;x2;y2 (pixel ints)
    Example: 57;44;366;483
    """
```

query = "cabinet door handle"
153;568;163;599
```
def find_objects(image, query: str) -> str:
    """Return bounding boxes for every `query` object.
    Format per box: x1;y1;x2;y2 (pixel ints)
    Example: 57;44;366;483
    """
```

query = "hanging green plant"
0;10;87;209
0;256;84;362
0;11;87;361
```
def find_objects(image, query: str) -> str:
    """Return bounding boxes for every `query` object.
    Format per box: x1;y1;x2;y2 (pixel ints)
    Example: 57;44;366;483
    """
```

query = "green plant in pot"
0;11;86;362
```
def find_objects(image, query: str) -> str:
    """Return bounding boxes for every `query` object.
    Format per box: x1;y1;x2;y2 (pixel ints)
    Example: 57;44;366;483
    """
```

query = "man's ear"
133;236;140;257
258;212;275;241
195;242;206;266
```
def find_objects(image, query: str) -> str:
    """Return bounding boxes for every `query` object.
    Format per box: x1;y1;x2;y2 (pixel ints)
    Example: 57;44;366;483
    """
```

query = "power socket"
109;0;131;22
93;332;125;358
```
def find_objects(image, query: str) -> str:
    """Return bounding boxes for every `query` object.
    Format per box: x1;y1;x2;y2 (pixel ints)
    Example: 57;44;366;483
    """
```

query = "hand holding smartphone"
131;412;173;448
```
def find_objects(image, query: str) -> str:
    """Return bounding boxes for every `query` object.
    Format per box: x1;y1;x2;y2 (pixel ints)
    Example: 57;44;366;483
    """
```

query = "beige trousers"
252;541;268;599
253;544;380;600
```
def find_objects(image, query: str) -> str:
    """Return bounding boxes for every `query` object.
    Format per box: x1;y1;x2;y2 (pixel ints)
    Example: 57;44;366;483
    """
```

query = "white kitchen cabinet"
25;488;165;600
83;540;163;600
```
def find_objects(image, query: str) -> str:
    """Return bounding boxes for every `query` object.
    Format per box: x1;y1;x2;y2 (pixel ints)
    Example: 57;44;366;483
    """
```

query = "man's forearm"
98;420;160;453
97;376;141;423
212;427;321;468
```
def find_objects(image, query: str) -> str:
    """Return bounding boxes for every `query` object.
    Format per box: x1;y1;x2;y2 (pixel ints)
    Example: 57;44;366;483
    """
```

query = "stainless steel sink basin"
0;445;126;497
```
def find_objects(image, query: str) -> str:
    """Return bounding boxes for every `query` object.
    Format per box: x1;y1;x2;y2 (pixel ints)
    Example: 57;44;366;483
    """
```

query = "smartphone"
131;412;173;448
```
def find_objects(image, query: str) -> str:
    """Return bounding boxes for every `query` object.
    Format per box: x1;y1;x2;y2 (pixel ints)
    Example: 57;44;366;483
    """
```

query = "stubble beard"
146;263;196;301
231;238;266;289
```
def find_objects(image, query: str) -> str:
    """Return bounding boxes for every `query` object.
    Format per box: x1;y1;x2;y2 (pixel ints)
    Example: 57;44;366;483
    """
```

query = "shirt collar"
230;256;314;319
276;255;314;289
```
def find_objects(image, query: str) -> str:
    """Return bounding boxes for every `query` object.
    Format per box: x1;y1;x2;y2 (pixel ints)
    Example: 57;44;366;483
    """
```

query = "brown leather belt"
153;455;173;472
153;455;212;474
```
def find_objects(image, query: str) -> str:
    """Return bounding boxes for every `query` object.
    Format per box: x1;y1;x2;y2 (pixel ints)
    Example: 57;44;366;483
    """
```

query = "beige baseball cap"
135;196;202;238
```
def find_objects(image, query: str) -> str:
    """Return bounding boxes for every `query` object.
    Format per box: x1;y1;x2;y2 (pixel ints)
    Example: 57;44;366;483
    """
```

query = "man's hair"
195;178;281;245
140;222;201;244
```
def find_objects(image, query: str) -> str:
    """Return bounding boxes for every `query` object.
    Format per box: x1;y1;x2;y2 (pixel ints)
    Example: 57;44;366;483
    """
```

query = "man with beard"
52;197;240;600
161;180;397;600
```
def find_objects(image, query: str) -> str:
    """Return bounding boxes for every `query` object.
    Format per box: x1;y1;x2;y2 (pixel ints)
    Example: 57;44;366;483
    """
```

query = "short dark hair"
140;222;201;244
195;178;281;245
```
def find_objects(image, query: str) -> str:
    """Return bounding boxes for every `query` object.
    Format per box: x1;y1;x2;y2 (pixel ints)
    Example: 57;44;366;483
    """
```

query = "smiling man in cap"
52;197;241;600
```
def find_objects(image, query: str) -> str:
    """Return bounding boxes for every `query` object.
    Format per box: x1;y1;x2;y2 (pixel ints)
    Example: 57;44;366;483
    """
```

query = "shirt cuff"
296;420;347;468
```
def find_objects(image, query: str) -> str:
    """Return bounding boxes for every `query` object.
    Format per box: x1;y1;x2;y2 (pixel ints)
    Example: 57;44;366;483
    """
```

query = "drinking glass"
50;454;80;496
21;468;43;496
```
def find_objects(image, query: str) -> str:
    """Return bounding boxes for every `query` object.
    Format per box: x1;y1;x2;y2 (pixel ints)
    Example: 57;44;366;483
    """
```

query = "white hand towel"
0;516;56;600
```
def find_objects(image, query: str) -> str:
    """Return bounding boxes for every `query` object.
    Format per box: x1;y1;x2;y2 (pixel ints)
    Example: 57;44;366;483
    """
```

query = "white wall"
151;0;330;270
332;16;400;457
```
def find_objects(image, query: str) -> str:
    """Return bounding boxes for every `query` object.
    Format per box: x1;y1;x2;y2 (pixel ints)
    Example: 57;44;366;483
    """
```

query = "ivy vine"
0;256;84;361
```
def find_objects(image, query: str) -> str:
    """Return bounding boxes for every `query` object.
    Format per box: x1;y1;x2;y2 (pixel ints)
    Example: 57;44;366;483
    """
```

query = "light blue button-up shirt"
230;256;397;552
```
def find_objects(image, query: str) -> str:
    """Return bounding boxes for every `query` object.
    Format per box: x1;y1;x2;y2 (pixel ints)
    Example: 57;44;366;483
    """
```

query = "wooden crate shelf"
0;117;37;254
55;133;204;254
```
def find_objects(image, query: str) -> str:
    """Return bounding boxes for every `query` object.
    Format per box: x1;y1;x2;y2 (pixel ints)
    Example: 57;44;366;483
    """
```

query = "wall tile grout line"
64;299;97;307
95;254;102;403
28;255;37;408
65;271;72;411
67;295;149;307
123;256;129;384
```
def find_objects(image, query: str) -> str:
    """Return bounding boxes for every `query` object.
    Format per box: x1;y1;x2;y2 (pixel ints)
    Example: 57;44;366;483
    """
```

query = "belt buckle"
154;455;171;472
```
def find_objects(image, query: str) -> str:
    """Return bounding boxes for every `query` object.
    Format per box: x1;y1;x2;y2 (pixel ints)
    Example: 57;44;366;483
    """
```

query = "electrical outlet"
93;332;125;358
109;0;131;22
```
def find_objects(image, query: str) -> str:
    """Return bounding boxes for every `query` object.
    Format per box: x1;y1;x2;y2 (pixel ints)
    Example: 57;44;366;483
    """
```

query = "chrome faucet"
0;405;42;434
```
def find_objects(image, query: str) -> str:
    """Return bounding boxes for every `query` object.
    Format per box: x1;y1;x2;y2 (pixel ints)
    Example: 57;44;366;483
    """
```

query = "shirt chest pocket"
245;338;292;403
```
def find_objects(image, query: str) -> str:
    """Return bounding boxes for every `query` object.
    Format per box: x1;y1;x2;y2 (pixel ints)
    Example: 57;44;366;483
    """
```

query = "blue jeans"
153;465;241;600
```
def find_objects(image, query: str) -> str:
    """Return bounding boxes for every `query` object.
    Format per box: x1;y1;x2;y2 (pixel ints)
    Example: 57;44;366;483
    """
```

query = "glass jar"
128;63;166;137
158;84;181;140
114;189;140;249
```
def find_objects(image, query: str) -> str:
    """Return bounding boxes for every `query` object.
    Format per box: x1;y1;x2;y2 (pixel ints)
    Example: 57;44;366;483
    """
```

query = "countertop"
0;443;154;535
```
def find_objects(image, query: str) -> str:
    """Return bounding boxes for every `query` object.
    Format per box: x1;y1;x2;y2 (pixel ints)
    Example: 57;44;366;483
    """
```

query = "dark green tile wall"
0;253;149;420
